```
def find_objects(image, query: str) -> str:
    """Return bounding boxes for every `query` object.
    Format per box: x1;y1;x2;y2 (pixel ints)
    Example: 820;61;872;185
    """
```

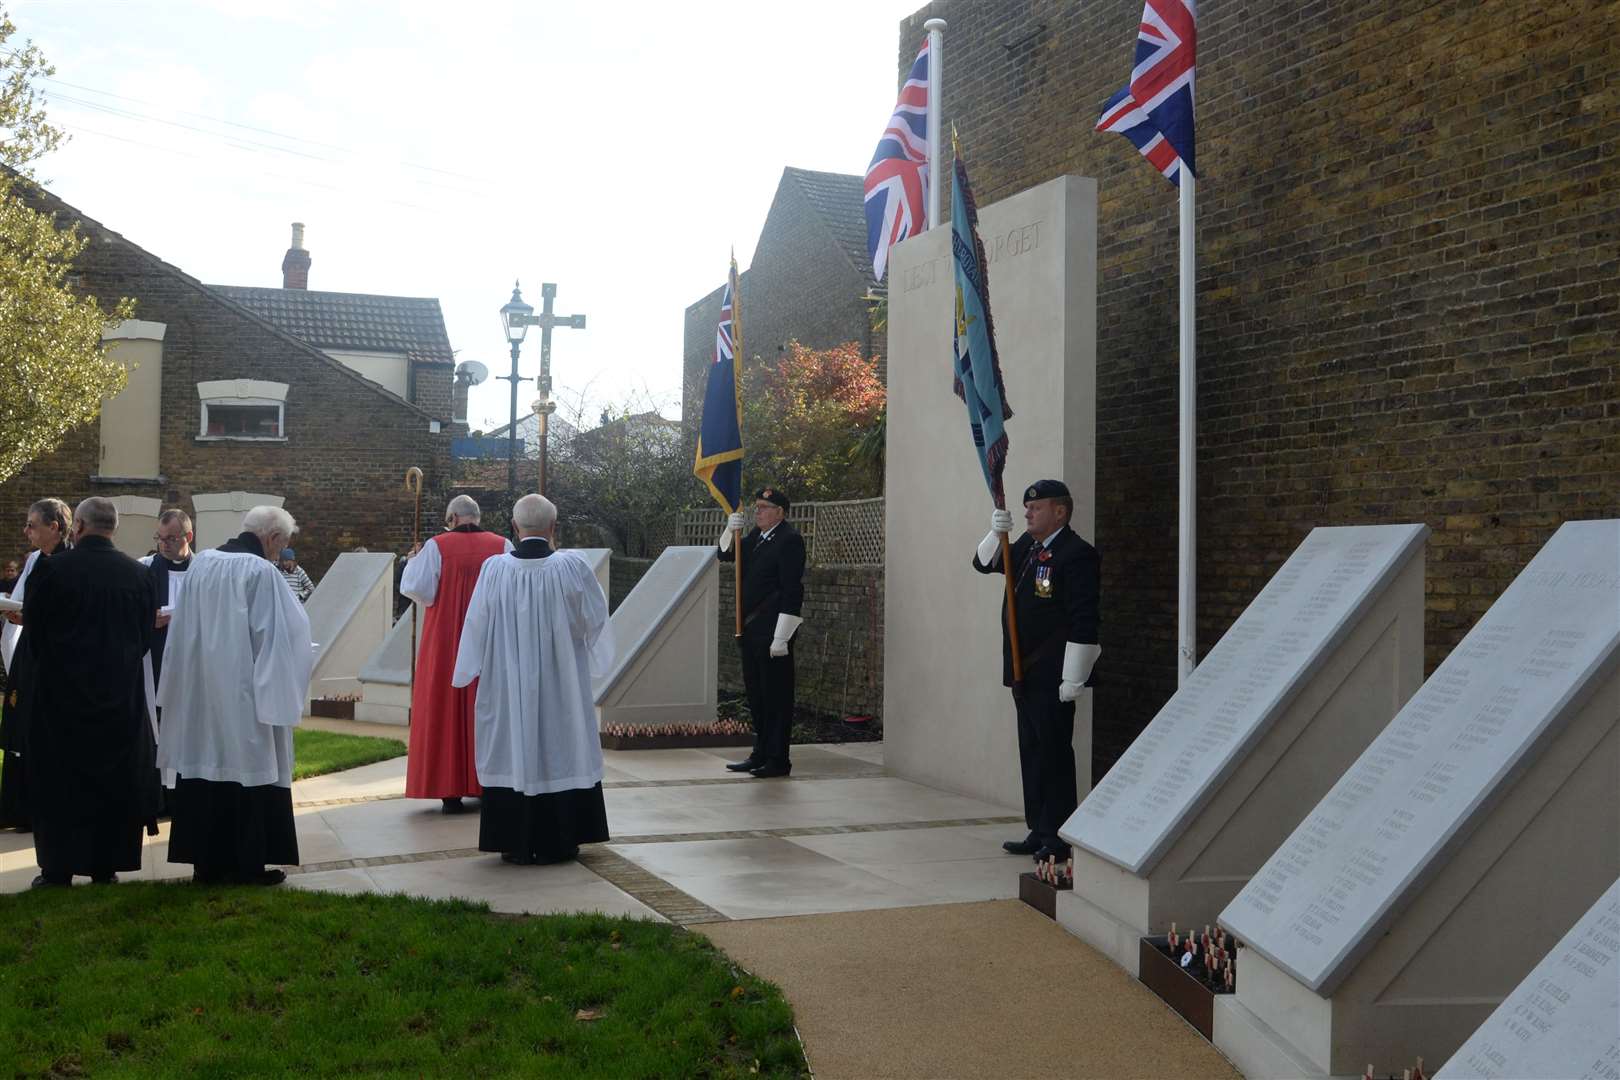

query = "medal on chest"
1034;559;1054;598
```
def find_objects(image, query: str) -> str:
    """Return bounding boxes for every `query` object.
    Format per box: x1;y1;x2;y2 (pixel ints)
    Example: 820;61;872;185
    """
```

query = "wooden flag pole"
733;516;743;638
404;467;424;703
999;531;1024;685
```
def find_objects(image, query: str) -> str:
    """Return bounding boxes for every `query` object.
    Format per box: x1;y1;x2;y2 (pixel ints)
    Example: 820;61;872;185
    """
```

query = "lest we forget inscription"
1221;520;1620;993
1435;877;1620;1080
1064;524;1428;874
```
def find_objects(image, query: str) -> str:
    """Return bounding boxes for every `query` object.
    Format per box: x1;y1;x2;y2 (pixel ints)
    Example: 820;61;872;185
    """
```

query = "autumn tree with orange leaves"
738;340;885;502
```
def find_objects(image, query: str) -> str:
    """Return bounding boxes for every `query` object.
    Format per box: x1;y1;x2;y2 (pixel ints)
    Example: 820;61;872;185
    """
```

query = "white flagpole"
924;18;946;229
1177;168;1197;685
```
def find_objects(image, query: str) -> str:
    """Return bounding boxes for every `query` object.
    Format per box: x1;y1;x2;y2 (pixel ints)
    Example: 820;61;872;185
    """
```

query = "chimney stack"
281;222;311;289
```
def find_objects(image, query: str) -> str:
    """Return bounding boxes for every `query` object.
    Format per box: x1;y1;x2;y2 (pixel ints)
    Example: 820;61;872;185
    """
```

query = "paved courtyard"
0;739;1031;925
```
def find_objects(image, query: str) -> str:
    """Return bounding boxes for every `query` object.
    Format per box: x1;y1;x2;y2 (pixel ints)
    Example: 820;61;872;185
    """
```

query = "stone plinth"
884;175;1096;810
306;552;396;704
1215;520;1620;1078
1056;524;1428;974
594;546;718;730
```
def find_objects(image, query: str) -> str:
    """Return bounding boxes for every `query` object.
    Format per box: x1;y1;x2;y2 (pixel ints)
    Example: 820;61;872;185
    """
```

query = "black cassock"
22;535;159;878
717;522;806;768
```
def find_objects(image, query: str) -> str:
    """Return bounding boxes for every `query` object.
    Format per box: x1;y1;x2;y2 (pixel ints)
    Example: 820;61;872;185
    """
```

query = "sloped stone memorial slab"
1435;876;1620;1080
595;546;717;730
1214;519;1620;1079
306;552;397;703
1054;524;1427;973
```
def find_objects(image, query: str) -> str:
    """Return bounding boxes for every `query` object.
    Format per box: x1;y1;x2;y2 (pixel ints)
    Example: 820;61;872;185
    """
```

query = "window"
196;380;288;441
206;404;281;437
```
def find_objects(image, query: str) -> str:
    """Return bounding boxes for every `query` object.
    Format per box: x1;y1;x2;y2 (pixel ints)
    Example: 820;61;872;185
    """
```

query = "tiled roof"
207;286;456;364
782;167;875;281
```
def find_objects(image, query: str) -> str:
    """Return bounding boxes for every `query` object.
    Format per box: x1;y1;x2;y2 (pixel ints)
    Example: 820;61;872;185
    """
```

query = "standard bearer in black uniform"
716;486;806;778
971;479;1100;862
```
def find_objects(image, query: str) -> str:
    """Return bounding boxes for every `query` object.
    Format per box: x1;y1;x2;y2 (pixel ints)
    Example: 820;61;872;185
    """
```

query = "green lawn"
291;728;406;781
0;885;807;1078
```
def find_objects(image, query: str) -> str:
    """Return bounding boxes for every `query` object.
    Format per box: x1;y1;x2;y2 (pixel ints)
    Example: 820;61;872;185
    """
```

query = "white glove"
717;512;746;552
1058;641;1102;702
977;508;1015;565
770;613;802;658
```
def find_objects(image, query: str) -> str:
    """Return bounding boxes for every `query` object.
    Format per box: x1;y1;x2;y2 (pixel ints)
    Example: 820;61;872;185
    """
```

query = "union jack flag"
864;38;931;282
693;256;744;512
1096;0;1197;186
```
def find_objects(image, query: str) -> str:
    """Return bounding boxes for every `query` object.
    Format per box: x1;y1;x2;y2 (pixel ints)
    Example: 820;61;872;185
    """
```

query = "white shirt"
400;530;513;606
157;548;314;788
451;550;614;796
0;549;40;671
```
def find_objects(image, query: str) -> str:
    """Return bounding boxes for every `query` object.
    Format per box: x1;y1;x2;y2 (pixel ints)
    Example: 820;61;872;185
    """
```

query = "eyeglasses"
153;533;186;545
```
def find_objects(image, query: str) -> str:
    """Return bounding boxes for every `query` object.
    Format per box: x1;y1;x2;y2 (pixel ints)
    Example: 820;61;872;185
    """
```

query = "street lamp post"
499;281;586;500
499;284;535;502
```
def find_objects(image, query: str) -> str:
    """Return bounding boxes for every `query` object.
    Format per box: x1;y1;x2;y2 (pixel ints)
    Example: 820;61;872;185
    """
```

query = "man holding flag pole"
696;256;807;779
950;130;1101;863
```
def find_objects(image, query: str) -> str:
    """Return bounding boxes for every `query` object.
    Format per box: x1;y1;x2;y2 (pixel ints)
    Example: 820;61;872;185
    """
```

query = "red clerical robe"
403;528;508;798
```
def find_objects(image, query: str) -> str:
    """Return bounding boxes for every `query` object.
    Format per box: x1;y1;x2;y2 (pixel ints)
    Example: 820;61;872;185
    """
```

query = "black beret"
756;486;790;511
1022;479;1070;503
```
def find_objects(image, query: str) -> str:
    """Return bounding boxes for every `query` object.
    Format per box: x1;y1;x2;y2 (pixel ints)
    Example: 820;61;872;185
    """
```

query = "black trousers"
737;635;794;765
1015;683;1078;848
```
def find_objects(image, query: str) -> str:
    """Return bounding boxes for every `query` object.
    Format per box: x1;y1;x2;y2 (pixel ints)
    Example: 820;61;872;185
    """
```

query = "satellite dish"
455;360;489;387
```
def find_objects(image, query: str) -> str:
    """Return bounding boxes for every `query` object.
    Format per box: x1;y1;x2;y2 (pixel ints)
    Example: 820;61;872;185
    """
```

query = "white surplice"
0;549;40;671
451;549;614;796
157;548;314;788
400;531;512;605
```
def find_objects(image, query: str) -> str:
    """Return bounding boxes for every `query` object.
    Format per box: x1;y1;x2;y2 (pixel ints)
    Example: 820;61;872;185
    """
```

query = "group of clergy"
400;493;613;865
1;490;613;888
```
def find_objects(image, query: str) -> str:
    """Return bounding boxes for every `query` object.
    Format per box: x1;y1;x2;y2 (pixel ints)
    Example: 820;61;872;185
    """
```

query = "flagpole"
924;17;946;228
1177;170;1196;685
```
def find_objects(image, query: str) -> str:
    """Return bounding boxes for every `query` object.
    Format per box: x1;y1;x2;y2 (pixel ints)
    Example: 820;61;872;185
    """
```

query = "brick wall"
0;186;455;581
716;563;885;720
900;0;1620;777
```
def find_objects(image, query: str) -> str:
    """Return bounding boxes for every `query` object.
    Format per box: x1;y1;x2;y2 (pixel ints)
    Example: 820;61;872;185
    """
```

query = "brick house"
0;185;455;577
897;0;1620;775
681;166;881;439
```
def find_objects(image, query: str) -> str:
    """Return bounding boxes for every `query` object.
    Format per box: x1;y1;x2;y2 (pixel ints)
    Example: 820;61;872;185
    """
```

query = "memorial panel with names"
1434;877;1620;1080
1221;520;1620;993
1065;524;1428;874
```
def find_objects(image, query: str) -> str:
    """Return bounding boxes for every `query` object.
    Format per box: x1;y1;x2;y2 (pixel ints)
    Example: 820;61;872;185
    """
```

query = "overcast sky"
13;0;925;431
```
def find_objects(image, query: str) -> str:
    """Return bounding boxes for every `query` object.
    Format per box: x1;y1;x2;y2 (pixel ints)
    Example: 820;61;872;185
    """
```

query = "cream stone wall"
98;320;166;481
883;176;1097;810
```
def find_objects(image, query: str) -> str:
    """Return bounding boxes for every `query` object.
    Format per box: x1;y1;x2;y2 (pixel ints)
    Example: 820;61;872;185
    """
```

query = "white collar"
758;523;780;542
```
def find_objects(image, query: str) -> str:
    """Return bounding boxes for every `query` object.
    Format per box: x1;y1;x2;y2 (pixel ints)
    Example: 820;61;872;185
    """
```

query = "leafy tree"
0;6;134;484
548;391;689;555
738;341;885;502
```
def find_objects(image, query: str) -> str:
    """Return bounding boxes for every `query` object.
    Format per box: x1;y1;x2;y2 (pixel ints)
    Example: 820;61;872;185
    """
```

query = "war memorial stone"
1054;524;1428;973
884;175;1097;808
1215;519;1620;1079
1434;876;1620;1080
594;546;718;730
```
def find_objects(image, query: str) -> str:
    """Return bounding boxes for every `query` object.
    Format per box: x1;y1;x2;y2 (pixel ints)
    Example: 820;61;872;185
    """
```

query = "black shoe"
725;758;760;773
91;873;119;885
30;874;70;889
1002;836;1041;856
441;797;469;814
243;868;286;886
749;762;792;779
1032;844;1071;863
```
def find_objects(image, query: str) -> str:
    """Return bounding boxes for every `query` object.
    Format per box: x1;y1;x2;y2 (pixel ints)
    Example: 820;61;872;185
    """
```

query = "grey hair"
73;496;119;535
511;494;557;534
444;494;481;525
29;497;71;535
158;508;193;534
241;505;297;542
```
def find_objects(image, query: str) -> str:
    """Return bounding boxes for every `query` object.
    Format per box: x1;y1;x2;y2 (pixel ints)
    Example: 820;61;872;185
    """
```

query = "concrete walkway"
0;739;1026;923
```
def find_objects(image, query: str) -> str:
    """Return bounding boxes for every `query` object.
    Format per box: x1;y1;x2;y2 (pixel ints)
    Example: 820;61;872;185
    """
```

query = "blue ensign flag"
693;257;745;512
950;135;1014;510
